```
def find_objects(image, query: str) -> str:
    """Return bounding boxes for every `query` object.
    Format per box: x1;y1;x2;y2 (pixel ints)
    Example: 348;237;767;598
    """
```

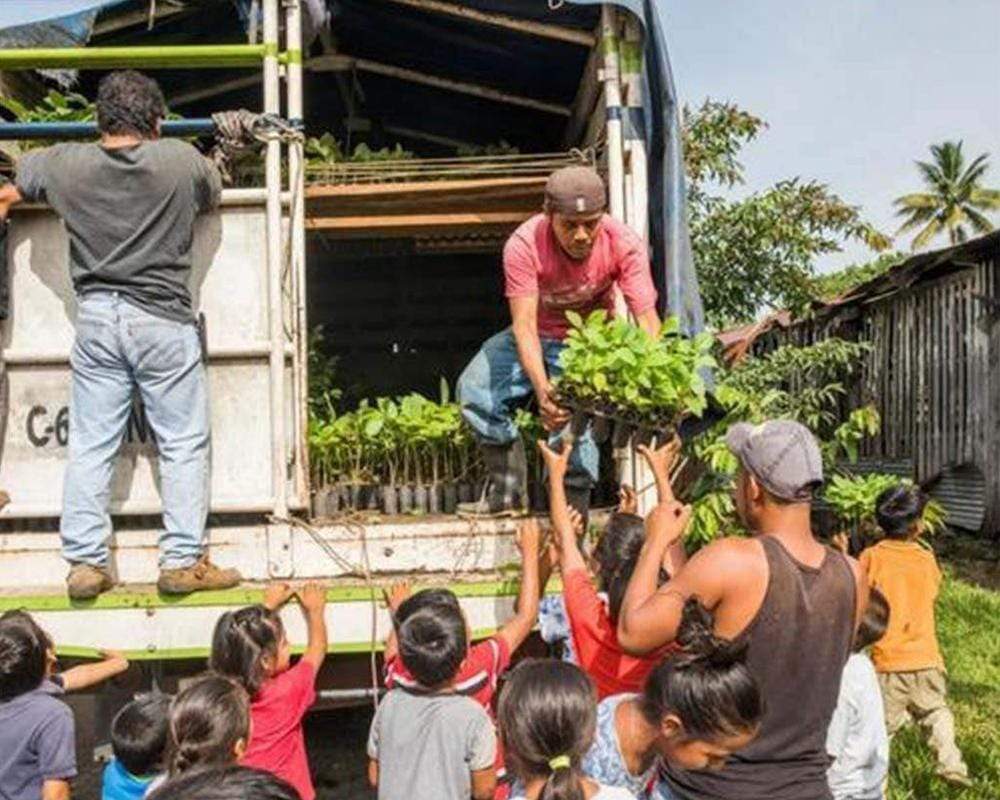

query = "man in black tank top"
618;420;867;800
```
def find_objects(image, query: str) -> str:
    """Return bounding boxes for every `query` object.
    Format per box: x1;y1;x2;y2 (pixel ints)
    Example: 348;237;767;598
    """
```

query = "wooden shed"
754;231;1000;537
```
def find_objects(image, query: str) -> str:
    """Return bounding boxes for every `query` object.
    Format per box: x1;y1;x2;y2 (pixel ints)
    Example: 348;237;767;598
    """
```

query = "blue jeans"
61;293;210;569
457;328;598;489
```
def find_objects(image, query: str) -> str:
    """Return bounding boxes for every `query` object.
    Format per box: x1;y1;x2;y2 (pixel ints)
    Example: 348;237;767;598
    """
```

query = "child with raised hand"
209;582;328;800
860;483;970;787
168;674;251;775
583;598;762;799
368;587;497;800
499;659;635;800
826;588;891;800
0;611;76;800
102;693;172;800
383;516;541;700
538;436;680;699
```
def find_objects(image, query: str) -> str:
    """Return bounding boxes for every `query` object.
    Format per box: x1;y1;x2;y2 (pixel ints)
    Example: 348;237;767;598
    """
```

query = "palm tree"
894;141;1000;250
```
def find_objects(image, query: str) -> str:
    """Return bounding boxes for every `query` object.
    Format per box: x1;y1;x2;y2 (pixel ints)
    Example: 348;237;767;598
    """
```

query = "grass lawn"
887;572;1000;799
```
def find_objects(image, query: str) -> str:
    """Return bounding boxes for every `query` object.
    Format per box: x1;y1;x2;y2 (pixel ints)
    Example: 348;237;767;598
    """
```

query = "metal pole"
618;10;654;514
0;44;269;70
264;0;288;519
600;5;625;222
602;5;632;489
0;119;216;140
621;14;649;243
286;0;310;508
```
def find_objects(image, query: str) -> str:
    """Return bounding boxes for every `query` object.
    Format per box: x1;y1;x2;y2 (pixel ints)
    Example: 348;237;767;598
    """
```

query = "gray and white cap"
725;419;824;502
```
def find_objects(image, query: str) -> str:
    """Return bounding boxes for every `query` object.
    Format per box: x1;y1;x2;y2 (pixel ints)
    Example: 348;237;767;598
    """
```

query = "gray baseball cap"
725;419;824;502
544;166;607;215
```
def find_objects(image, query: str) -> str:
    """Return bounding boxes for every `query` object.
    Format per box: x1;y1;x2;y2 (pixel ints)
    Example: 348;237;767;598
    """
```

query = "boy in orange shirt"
860;484;970;787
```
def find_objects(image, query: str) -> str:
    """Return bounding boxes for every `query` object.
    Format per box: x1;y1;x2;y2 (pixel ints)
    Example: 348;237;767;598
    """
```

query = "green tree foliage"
681;337;879;546
894;141;1000;250
682;101;890;326
809;252;904;302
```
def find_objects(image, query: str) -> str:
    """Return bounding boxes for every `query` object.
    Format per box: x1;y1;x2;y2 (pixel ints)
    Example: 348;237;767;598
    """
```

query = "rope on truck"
269;513;381;713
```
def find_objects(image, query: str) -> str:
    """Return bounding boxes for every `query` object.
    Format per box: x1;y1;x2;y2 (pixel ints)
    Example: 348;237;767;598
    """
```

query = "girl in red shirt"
539;438;682;699
209;582;328;800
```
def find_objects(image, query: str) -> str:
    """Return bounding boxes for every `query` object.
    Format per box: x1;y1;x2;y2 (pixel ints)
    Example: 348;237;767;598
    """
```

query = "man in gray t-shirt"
0;70;240;598
367;688;497;800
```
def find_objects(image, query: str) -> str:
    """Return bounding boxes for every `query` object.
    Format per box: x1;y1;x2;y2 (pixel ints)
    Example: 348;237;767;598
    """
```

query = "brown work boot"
66;564;115;600
157;556;242;595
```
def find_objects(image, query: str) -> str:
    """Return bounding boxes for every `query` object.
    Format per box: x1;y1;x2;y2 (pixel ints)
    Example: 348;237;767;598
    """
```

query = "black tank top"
663;535;856;800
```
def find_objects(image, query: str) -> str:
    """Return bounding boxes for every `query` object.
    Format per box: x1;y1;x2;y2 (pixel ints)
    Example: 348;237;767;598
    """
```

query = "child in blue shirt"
102;693;172;800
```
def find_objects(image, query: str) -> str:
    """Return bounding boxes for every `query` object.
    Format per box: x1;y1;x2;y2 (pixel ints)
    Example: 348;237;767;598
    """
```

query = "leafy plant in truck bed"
555;310;716;434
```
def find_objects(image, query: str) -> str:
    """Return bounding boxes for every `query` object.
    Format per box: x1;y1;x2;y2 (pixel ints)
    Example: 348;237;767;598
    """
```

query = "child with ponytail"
210;582;328;800
167;674;251;776
499;659;636;800
582;599;763;798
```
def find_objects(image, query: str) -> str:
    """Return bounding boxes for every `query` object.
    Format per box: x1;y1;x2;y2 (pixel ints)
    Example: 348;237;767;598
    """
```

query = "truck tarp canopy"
0;0;702;333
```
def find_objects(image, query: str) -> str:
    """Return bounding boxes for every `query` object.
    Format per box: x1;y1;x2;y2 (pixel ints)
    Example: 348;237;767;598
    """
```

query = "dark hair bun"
676;598;747;669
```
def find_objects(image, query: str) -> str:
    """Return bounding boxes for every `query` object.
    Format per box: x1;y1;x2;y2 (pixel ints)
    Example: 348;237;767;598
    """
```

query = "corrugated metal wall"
764;249;999;535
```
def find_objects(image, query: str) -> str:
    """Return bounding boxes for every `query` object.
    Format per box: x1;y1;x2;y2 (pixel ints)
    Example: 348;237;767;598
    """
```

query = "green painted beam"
55;626;503;661
0;577;563;612
0;45;272;71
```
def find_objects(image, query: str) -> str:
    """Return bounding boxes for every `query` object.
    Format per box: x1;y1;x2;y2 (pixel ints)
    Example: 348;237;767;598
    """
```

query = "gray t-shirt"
0;679;77;800
367;688;496;800
16;139;222;322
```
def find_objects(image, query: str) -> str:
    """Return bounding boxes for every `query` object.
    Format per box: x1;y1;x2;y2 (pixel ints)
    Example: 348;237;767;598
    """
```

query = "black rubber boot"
456;439;528;518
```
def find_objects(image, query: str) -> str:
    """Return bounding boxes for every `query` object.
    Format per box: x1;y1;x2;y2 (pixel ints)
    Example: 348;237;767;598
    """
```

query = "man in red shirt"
457;166;660;518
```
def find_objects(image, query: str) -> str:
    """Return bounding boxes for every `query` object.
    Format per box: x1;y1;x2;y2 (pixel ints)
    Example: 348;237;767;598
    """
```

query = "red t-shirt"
385;637;512;794
242;659;317;800
384;635;510;712
563;568;674;699
503;213;658;339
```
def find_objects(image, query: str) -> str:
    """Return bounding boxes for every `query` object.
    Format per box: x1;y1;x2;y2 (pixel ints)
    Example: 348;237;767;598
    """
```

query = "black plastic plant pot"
397;485;414;513
413;485;429;514
310;488;326;518
612;420;634;449
325;486;342;516
591;414;612;444
570;408;590;438
653;425;677;448
458;482;474;504
443;483;458;514
349;483;363;509
634;426;656;447
381;485;398;516
528;482;546;513
428;485;443;515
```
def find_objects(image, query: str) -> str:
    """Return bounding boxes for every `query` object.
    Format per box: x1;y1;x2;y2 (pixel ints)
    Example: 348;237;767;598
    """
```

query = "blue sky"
7;0;1000;271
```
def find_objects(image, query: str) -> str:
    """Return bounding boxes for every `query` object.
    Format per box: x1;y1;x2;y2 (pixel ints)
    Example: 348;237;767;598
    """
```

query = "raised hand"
537;437;573;480
262;581;294;611
618;484;638;515
383;581;412;613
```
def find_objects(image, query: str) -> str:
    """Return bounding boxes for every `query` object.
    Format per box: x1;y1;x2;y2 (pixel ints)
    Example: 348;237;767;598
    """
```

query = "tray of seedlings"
554;311;719;448
309;392;488;517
